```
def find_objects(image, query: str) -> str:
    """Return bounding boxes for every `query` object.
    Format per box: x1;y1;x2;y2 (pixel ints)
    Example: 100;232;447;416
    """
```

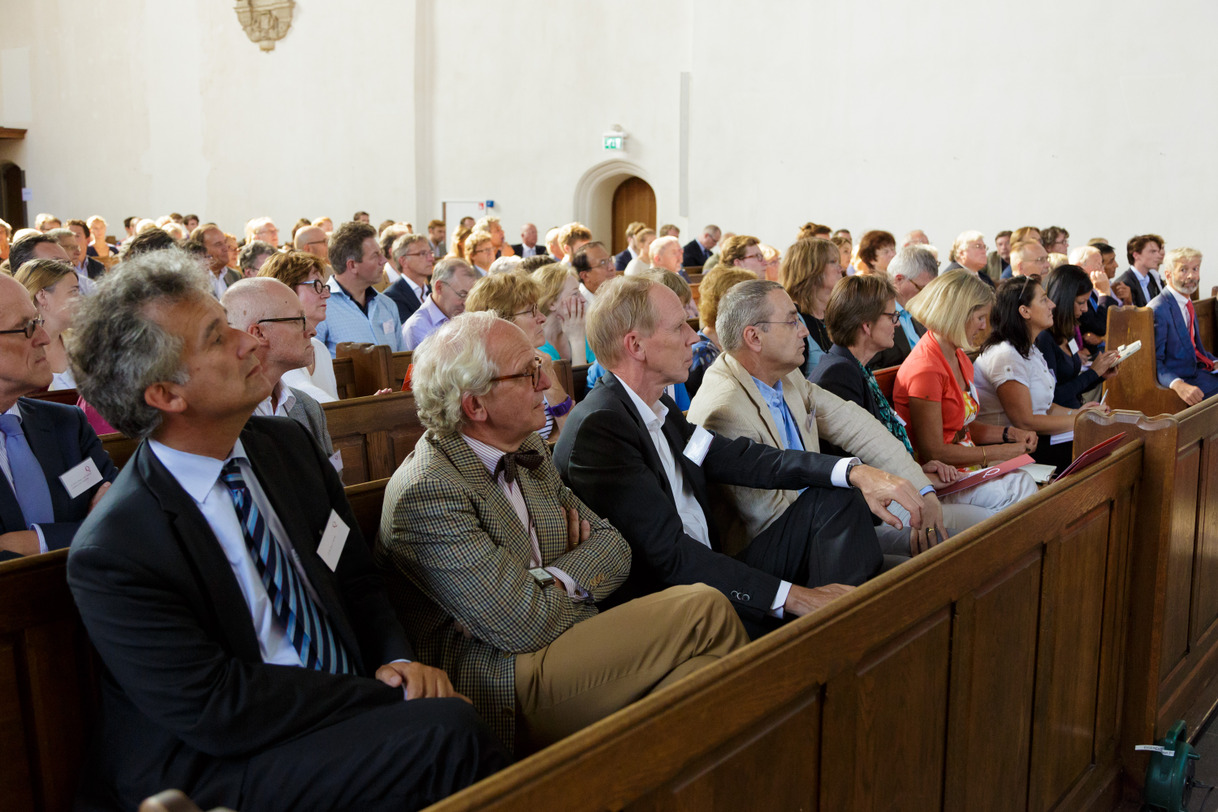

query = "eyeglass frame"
295;279;330;295
0;317;45;339
512;304;541;320
256;315;308;332
752;318;802;330
491;355;543;389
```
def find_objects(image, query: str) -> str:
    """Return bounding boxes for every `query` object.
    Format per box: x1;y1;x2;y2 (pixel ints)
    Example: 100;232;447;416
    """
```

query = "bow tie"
496;449;544;484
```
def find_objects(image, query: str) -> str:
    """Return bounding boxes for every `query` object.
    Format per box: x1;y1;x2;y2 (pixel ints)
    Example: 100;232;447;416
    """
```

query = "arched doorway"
572;159;653;253
0;162;27;230
610;177;656;255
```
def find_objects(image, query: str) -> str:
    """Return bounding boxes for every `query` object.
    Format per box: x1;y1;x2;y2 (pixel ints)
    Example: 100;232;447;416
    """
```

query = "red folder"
934;454;1034;496
1052;432;1127;482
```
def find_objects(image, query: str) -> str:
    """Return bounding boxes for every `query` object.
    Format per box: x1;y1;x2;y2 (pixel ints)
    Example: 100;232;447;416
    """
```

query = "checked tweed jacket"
375;429;630;748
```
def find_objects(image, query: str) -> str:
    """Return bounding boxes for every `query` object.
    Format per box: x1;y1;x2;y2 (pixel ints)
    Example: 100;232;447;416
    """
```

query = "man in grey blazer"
223;278;336;461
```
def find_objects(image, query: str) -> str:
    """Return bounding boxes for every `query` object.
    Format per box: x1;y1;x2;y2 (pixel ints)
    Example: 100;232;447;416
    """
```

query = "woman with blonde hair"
465;273;574;441
894;269;1037;511
532;262;588;364
15;259;80;390
780;237;844;376
448;224;473;261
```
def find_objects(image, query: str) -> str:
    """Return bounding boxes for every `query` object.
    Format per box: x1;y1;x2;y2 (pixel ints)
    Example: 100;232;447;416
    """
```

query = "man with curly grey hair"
66;249;507;810
376;310;748;754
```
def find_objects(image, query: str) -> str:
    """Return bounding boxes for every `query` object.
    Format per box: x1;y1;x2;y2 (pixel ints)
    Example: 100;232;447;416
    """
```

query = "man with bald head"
902;229;929;247
1006;240;1050;279
222;278;336;462
647;235;684;276
293;225;330;263
0;274;116;559
511;222;542;258
1071;245;1126;349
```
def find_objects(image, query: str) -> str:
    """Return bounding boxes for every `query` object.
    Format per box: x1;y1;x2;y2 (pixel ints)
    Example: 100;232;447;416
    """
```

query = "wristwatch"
845;459;861;487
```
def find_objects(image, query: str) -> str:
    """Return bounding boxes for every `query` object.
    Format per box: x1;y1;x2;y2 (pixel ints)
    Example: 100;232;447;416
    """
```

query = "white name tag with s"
1068;339;1079;355
318;510;349;572
683;425;713;465
60;458;103;499
329;450;344;473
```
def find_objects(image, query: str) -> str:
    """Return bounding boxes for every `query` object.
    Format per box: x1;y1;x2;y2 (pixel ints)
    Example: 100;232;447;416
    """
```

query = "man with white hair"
902;229;929;247
1007;240;1050;279
376;311;747;753
222;278;336;462
1072;245;1124;349
944;231;994;287
511;222;542;258
401;257;478;350
646;235;684;276
1149;247;1218;405
868;245;937;370
244;216;279;248
293;225;330;263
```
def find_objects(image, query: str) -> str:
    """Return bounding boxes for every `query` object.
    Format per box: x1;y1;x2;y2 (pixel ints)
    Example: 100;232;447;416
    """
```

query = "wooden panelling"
336;342;392;397
324;391;423;485
1102;306;1186;415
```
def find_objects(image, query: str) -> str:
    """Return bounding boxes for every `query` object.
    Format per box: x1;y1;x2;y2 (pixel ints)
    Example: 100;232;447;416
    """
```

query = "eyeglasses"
742;253;765;263
296;279;329;295
404;250;433;260
0;317;44;339
513;304;541;320
491;355;543;389
879;311;900;325
590;258;614;270
752;318;802;330
256;315;307;332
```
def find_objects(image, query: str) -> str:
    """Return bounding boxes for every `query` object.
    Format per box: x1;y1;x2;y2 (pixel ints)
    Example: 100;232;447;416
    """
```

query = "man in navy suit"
383;233;435;322
615;221;645;271
1149;246;1218;406
1117;234;1165;307
0;274;116;561
66;249;506;811
682;225;720;269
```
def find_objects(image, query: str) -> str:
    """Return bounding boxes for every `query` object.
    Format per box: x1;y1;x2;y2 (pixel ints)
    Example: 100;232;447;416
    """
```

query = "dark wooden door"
611;177;655;255
0;163;27;230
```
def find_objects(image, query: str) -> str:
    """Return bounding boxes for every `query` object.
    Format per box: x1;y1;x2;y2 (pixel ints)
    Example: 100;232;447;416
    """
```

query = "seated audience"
0;272;115;561
572;242;616;305
383;233;435;322
316;221;403;355
1150;247;1218;405
237;240;276;278
713;235;768;277
615;221;646;271
119;226;178;258
623;228;656;276
35;213;61;232
222;278;337;459
473;215;513;258
66;219;107;285
945;230;994;287
258;250;338;403
557;223;592;265
1070;245;1124;350
683;225;720;269
488;256;522;275
688;278;952;560
1118;233;1165;307
986;230;1012;281
10;232;72;274
894;270;1038;510
244;216;280;248
465;230;496;275
293;225;330;263
532;262;588;364
15;259;81;391
975;276;1108;472
867;245;937;370
852;230;896;276
191;223;242;298
66;249;506;810
555;275;926;636
375;312;748;753
687;266;757;397
903;229;930;247
511;222;541;258
402;257;478;351
545;226;564;262
780;237;843;376
759;243;782;281
448;224;473;261
465;273;574;441
1041;226;1069;255
1037;264;1121;407
831;233;852;269
1005;239;1050;279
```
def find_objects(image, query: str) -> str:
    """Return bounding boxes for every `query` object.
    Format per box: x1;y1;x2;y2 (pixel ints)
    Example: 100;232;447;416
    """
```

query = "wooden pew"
1195;295;1217;355
874;364;899;403
30;389;80;406
570;364;591;402
1076;401;1218;791
332;355;358;399
427;440;1150;811
100;433;139;470
325;391;424;485
1101;305;1185;415
343;477;389;547
336;342;392;398
389;351;413;392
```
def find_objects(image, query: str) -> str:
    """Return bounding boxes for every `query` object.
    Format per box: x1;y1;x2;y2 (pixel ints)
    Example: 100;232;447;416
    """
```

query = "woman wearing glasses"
257;250;338;403
974;275;1109;473
893;270;1038;510
15;259;80;391
780;238;845;378
466;273;574;441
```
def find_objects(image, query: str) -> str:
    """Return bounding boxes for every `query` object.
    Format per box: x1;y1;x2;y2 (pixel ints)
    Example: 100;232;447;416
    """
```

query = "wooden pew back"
325;391;423;485
336;342;392;398
389;351;412;392
1101;305;1185;415
873;364;898;404
430;442;1148;811
332;356;357;399
1195;296;1217;355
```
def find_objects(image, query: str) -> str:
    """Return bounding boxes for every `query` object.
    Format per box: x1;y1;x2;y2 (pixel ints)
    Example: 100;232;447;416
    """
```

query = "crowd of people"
0;208;1214;810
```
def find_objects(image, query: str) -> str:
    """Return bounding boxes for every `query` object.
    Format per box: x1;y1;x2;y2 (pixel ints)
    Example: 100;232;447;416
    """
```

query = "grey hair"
67;248;211;439
889;245;939;283
238;240;277;271
433;257;473;286
411;311;502;434
488;256;522;275
717;279;784;352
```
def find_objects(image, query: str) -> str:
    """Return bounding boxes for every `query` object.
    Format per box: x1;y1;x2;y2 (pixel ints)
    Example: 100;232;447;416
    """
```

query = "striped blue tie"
220;460;351;675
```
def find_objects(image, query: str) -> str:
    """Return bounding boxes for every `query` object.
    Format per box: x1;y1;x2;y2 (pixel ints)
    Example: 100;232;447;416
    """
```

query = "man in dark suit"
553;275;924;634
0;274;116;561
192;222;243;298
66;220;108;282
510;222;545;258
615;221;645;271
682;224;720;269
1116;233;1165;307
383;232;435;322
1149;247;1218;406
868;245;934;370
66;249;507;811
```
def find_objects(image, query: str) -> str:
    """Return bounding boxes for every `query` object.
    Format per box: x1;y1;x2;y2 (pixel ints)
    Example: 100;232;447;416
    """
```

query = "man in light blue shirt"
315;221;403;355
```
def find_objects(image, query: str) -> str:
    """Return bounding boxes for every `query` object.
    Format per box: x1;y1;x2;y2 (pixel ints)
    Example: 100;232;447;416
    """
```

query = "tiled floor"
1115;714;1218;812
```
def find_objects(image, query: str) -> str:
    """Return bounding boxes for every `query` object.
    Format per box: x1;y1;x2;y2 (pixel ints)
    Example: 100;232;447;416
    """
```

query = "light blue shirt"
315;275;403;356
896;301;920;349
401;295;449;351
752;377;804;453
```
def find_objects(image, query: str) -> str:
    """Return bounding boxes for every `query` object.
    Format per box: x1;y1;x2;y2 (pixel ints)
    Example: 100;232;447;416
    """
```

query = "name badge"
318;510;349;572
1067;339;1079;355
894;411;907;427
683;425;713;466
60;458;103;499
382;320;395;335
329;450;344;474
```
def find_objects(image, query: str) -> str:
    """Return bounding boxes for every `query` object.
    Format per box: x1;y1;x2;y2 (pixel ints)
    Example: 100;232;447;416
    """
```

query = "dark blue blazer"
614;248;633;271
1118;268;1160;308
382;277;424;323
1150;291;1218;388
1034;330;1100;409
682;239;710;269
0;398;118;560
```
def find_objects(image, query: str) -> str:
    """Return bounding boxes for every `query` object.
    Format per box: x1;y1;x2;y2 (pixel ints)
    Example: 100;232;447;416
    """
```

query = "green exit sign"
603;134;625;150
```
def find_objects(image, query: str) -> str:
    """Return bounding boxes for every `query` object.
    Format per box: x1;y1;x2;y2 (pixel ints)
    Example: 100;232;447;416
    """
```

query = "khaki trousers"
514;583;748;751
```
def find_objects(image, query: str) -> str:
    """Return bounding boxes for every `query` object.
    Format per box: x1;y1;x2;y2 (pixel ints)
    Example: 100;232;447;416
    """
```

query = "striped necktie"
220;460;351;674
0;413;54;526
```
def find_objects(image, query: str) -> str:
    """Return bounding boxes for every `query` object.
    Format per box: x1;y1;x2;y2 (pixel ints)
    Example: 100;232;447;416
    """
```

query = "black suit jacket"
1078;290;1121;346
1117;268;1159;308
85;256;107;280
67;417;413;810
553;371;839;620
682;239;710;269
510;242;544;258
614;248;633;271
808;345;880;457
383;277;425;322
866;312;924;371
0;398;117;561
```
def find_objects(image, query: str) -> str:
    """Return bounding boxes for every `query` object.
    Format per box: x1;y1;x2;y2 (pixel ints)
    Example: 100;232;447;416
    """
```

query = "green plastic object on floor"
1142;720;1200;811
